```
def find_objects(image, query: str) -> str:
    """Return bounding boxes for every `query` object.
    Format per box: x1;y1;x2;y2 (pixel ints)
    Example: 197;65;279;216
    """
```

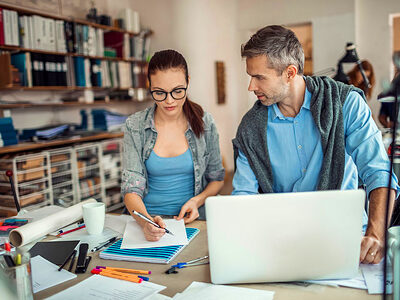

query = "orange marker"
91;269;142;283
96;266;151;275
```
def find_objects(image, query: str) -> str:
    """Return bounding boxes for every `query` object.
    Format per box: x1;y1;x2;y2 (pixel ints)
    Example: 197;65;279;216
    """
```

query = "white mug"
82;202;105;235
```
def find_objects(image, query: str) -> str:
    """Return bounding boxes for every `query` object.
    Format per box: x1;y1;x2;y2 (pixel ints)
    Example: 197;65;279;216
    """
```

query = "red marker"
57;225;85;236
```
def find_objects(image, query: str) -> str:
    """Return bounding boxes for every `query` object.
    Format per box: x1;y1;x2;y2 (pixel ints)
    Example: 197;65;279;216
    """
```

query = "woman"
122;49;225;241
347;60;375;100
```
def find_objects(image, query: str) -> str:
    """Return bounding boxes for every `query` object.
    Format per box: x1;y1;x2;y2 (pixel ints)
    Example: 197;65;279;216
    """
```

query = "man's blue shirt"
233;87;399;200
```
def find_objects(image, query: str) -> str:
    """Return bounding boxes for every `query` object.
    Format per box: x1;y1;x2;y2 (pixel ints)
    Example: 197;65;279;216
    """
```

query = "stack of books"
0;117;18;146
91;109;128;132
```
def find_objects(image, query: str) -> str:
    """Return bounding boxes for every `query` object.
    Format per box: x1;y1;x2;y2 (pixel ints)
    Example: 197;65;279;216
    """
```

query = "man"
232;25;399;264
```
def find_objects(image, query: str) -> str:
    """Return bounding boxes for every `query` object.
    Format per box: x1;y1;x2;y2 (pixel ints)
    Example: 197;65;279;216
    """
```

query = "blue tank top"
143;149;195;216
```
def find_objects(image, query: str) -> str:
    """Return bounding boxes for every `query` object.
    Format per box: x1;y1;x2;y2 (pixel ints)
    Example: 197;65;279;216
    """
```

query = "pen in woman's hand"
132;210;174;235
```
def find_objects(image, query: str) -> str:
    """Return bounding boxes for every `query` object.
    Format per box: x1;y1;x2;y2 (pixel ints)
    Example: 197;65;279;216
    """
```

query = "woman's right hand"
142;216;166;241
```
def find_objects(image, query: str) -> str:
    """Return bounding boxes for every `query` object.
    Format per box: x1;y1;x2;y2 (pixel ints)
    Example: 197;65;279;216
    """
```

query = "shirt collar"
270;85;311;120
144;104;156;130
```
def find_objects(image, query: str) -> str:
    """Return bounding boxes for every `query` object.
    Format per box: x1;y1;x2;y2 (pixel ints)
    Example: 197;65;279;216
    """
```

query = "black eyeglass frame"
150;87;188;102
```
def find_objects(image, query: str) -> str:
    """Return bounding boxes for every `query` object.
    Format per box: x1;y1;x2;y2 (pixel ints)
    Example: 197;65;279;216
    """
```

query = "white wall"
355;0;400;120
237;0;356;110
169;0;241;170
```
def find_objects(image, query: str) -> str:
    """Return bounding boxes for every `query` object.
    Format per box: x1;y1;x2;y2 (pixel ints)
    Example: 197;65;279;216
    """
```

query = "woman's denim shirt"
121;105;225;199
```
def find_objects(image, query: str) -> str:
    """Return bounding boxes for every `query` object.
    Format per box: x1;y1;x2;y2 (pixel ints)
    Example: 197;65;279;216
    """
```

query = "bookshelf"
0;3;151;90
0;2;151;215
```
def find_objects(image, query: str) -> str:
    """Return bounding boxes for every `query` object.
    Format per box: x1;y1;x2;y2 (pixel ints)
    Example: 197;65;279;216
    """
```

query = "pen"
58;250;76;271
57;224;85;236
68;250;77;272
91;237;117;252
96;266;151;275
132;210;174;235
91;268;142;283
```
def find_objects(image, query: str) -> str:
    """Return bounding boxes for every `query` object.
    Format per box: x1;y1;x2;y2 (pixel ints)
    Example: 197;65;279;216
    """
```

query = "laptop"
205;189;365;284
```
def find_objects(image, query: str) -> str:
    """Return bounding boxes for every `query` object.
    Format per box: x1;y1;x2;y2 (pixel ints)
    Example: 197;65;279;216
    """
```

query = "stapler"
75;243;91;274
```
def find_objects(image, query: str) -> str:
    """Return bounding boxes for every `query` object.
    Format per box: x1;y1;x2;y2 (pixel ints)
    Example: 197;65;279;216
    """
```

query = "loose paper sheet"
54;227;120;251
47;274;166;300
121;219;188;249
31;255;77;293
172;281;274;300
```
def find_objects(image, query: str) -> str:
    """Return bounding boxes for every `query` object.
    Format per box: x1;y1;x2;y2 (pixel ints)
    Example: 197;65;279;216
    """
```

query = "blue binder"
100;228;200;264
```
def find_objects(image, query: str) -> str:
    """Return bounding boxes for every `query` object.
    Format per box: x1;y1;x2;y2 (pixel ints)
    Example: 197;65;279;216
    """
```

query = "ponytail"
183;98;204;138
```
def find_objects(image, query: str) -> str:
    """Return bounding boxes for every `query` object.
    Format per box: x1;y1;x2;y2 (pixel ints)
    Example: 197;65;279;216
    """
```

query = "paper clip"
165;255;209;274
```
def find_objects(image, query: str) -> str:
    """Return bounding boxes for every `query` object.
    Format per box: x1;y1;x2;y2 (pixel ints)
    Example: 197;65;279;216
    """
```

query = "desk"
35;220;379;300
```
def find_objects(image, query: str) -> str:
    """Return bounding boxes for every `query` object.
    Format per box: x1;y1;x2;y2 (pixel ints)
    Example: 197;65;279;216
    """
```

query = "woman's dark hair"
148;49;204;137
347;60;375;99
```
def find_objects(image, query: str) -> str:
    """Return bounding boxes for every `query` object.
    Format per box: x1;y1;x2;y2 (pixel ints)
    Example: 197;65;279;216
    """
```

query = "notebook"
29;240;79;265
100;228;199;264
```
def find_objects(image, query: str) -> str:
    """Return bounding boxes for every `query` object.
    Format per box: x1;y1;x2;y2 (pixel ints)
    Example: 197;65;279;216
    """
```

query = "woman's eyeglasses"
150;87;187;102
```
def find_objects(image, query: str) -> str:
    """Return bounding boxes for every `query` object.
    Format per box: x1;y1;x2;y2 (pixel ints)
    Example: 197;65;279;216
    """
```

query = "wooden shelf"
0;132;124;155
0;99;152;109
0;45;146;63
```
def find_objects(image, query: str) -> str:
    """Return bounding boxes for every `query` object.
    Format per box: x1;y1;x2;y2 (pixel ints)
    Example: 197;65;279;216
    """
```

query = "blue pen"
172;256;209;269
138;276;149;281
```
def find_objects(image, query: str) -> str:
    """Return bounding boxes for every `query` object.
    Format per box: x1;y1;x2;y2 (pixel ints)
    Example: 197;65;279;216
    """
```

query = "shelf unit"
0;3;151;215
0;3;151;90
0;137;125;216
0;152;53;215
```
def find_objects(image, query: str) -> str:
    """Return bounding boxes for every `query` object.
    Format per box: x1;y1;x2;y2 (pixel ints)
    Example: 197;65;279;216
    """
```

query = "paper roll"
9;199;96;247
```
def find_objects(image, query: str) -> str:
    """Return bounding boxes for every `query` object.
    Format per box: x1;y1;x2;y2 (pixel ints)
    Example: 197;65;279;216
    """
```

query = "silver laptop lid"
206;190;365;284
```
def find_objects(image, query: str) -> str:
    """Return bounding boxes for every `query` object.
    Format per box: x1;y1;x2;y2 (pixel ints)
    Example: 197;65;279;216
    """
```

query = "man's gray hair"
241;25;304;75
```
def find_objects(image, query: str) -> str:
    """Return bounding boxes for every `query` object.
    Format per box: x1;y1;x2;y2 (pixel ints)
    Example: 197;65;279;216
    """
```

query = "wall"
355;0;400;120
169;0;241;170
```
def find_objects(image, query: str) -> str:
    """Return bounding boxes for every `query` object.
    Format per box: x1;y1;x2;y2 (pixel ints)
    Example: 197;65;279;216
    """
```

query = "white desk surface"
35;220;380;300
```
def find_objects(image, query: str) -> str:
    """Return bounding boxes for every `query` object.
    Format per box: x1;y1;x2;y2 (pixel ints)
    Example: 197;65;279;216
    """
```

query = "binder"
74;56;86;87
0;8;4;45
100;228;200;264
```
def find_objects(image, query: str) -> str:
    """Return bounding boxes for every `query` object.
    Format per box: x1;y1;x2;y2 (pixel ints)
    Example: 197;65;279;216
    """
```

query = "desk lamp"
377;71;400;300
333;42;371;90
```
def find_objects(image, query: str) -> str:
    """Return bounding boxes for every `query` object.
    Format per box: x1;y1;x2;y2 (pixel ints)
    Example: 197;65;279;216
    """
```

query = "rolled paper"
9;198;96;247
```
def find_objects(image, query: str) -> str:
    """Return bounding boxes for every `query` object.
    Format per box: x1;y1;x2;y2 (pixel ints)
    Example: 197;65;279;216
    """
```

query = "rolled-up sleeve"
343;91;400;198
121;118;147;199
205;116;225;182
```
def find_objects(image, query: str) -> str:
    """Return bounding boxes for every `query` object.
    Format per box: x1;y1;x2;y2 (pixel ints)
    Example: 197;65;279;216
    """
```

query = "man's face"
246;55;290;106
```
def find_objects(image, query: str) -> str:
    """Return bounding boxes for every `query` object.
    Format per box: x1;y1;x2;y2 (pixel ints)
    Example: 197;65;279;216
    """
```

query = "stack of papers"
305;261;393;294
47;274;166;300
91;109;128;132
172;282;274;300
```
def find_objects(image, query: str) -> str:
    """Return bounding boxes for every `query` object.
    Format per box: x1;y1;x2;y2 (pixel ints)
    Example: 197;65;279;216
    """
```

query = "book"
0;8;4;45
100;227;200;264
